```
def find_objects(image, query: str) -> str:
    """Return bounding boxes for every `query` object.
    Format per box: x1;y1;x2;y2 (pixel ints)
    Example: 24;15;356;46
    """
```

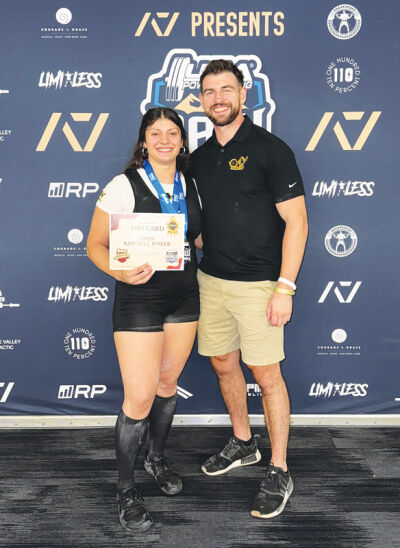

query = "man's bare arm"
267;195;308;327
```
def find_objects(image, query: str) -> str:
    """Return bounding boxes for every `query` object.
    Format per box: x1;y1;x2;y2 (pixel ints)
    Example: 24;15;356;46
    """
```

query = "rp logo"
142;48;275;150
36;113;109;152
306;111;381;151
135;12;180;37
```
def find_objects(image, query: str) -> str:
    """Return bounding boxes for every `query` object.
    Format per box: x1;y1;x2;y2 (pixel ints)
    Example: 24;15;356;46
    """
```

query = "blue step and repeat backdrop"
1;1;399;417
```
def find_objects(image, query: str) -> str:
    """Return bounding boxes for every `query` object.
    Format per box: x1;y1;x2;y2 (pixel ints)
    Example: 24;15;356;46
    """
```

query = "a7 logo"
36;113;109;152
318;281;362;303
0;382;14;403
306;111;381;151
135;12;180;37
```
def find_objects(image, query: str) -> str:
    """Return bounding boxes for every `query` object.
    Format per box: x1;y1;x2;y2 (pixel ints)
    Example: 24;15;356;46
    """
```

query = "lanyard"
143;160;188;240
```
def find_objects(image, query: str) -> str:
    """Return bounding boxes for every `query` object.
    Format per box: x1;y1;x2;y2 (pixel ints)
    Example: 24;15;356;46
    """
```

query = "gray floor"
0;426;399;547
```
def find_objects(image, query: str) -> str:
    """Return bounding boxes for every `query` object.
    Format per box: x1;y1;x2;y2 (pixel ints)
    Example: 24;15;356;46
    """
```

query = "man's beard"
205;103;240;126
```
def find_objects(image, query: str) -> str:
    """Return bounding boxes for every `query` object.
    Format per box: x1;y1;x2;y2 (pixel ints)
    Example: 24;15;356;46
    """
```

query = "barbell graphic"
164;56;200;102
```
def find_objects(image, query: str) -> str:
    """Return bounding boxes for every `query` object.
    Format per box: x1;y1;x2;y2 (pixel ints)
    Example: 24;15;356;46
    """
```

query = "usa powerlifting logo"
141;49;275;150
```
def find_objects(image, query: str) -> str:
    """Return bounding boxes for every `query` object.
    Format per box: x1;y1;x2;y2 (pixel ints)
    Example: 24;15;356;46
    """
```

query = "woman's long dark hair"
125;108;190;172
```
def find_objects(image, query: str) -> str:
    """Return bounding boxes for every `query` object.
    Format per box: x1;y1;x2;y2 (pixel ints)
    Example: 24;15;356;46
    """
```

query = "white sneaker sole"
201;449;262;476
250;480;294;519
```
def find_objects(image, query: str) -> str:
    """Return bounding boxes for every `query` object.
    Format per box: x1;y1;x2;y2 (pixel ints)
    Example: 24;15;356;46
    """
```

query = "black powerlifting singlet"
115;169;201;295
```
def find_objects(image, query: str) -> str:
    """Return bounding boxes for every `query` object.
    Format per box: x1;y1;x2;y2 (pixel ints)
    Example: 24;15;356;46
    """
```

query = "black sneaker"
251;464;293;519
117;487;153;532
144;455;183;495
201;436;261;476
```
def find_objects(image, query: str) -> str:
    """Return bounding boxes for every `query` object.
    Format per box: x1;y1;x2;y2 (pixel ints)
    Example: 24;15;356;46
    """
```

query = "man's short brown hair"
200;59;244;90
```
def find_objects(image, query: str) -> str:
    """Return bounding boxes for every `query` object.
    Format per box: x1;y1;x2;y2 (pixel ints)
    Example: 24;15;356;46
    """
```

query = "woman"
87;108;201;532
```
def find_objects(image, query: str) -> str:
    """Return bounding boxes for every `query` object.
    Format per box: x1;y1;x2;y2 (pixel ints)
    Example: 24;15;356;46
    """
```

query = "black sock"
147;393;178;460
115;410;148;494
234;435;253;446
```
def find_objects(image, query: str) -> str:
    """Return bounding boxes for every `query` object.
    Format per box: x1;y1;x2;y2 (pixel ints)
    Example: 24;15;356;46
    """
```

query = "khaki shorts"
197;270;284;366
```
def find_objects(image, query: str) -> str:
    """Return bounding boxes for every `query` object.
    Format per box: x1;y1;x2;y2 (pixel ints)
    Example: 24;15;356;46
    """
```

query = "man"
190;59;308;519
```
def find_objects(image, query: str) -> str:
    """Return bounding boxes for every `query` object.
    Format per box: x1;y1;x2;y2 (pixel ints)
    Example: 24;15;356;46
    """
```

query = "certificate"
109;213;185;271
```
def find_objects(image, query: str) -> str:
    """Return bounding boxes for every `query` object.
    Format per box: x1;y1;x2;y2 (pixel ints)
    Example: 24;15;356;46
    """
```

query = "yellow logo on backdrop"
36;113;109;152
229;156;248;171
306;111;382;151
135;12;180;37
191;11;284;37
134;12;283;38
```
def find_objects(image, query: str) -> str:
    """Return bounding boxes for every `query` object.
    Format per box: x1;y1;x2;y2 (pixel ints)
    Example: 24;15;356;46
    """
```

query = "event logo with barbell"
141;48;275;151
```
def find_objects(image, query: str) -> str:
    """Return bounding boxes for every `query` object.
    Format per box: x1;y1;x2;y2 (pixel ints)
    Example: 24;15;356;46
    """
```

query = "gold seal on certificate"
109;213;185;271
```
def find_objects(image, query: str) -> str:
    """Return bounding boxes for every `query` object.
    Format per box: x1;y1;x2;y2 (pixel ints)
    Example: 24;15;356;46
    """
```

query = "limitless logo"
48;286;109;303
38;71;102;90
135;12;180;36
36;113;109;152
312;180;374;198
306;112;381;151
318;281;362;303
58;385;107;399
0;382;14;403
309;382;367;398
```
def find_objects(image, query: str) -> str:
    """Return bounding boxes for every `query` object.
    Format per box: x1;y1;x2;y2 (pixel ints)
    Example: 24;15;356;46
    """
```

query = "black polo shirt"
190;115;304;281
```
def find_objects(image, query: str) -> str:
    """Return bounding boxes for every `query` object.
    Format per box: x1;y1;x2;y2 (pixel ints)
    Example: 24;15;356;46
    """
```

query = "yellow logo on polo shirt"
229;156;248;171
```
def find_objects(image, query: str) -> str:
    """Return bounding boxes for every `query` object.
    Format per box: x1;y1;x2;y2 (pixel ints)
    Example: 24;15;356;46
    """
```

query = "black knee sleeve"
115;410;148;493
147;393;178;459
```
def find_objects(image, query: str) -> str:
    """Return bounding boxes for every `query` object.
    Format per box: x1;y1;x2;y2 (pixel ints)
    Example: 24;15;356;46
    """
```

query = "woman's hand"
118;264;154;285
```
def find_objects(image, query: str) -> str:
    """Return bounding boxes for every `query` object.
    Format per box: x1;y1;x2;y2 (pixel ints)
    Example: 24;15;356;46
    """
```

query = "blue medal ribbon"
143;159;188;241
